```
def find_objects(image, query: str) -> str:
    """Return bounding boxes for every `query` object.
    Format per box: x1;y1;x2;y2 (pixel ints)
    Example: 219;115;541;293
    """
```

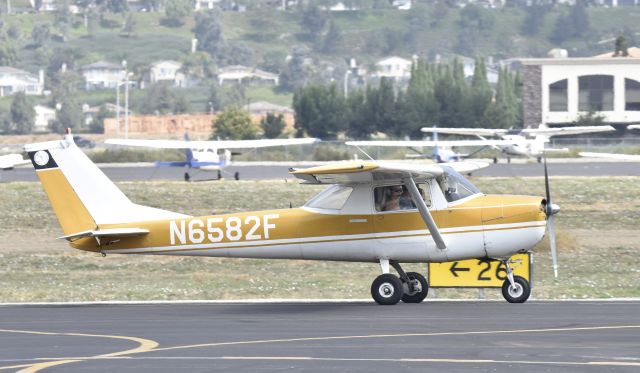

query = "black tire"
371;274;403;305
537;156;542;163
401;272;429;303
493;157;498;164
234;171;240;180
501;276;531;303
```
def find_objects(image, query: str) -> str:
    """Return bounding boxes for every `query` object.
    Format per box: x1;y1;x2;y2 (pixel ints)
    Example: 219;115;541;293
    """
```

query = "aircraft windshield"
305;185;353;210
437;166;481;203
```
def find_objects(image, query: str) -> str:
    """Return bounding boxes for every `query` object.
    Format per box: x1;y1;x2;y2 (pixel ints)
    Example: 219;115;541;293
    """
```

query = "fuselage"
190;148;232;171
72;194;547;264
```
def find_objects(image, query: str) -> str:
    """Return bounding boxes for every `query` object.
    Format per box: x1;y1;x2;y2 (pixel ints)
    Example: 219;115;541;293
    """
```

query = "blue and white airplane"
345;128;500;173
106;134;319;180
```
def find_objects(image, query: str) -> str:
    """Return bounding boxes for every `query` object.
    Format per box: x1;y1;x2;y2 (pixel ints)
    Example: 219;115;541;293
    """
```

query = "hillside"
1;4;639;114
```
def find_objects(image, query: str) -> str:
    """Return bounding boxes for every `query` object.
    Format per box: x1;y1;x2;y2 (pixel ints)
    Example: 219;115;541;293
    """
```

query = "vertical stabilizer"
25;132;186;236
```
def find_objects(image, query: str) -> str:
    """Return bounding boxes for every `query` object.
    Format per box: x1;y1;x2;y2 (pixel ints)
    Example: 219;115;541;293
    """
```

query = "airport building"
520;56;640;128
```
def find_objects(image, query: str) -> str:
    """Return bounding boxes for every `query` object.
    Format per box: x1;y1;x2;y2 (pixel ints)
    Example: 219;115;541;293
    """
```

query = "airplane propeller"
543;155;561;278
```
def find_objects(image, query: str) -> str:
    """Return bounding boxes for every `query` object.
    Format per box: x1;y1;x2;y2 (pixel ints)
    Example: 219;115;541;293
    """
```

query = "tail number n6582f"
169;214;279;245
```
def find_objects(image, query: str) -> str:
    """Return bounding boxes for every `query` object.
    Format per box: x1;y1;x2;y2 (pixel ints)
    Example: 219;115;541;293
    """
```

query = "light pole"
344;69;352;98
115;81;120;137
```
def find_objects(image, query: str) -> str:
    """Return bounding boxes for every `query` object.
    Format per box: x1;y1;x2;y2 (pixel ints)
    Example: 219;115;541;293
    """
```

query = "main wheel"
501;276;531;303
371;274;403;305
401;272;429;303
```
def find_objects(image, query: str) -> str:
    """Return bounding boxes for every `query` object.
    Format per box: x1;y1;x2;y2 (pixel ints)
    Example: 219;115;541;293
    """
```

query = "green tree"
123;12;137;36
260;113;285;139
455;4;494;55
482;67;520;129
106;0;129;13
345;89;370;139
279;46;311;92
193;11;225;59
470;56;492;128
10;92;35;135
614;35;629;57
521;4;549;36
137;84;185;115
212;107;258;140
0;44;17;66
89;105;113;134
164;0;191;27
300;5;327;42
293;84;346;139
50;97;83;134
54;0;74;41
321;20;343;54
31;23;51;48
573;111;605;127
550;4;589;44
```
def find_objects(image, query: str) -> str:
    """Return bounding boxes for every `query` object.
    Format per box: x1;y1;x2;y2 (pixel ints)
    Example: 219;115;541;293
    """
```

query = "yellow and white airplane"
26;131;560;305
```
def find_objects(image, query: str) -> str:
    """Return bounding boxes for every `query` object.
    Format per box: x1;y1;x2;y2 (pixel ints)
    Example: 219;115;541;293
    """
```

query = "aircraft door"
372;182;435;262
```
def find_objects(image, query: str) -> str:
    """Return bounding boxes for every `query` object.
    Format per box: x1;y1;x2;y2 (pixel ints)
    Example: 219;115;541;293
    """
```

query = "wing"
0;154;31;169
346;140;514;148
628;124;640;130
420;127;509;137
290;160;443;184
106;138;319;150
521;125;615;137
579;152;640;161
444;161;490;174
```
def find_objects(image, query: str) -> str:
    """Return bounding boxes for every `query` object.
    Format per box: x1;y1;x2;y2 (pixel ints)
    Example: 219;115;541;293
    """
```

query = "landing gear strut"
371;260;429;305
501;259;531;303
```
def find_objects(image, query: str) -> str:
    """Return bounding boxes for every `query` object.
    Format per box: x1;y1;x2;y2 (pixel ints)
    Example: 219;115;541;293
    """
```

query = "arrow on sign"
449;262;470;277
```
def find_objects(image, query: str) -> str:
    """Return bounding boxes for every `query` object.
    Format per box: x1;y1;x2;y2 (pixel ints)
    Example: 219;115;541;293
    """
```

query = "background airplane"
345;129;500;174
0;153;31;170
578;124;640;161
423;124;616;163
106;134;319;180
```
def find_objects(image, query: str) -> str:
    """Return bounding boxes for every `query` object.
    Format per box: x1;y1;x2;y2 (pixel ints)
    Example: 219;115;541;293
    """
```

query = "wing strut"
402;176;447;251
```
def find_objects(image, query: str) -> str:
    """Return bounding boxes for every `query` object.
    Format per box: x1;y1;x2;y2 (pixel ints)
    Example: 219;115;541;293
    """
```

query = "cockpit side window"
305;185;353;210
374;183;430;212
437;166;481;203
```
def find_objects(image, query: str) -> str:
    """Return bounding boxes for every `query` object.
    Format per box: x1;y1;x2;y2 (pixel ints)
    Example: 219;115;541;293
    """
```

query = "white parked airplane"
423;124;616;163
106;134;319;180
578;124;640;161
0;153;31;170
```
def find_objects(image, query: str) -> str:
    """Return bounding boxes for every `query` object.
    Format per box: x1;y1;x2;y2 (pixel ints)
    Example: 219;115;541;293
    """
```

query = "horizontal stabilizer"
58;228;149;241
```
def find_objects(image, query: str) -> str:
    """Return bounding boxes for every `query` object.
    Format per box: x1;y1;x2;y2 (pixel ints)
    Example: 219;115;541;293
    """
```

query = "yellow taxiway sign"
428;253;531;288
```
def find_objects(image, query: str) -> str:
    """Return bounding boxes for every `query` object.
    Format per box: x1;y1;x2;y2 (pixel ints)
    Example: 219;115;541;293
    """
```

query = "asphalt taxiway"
1;300;638;372
1;160;639;182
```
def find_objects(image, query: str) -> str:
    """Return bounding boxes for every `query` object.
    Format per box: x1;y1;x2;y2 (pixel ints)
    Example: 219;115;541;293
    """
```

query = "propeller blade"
543;154;552;214
547;214;559;278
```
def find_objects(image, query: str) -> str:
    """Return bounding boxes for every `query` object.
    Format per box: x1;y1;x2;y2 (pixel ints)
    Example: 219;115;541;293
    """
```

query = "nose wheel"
501;259;531;303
